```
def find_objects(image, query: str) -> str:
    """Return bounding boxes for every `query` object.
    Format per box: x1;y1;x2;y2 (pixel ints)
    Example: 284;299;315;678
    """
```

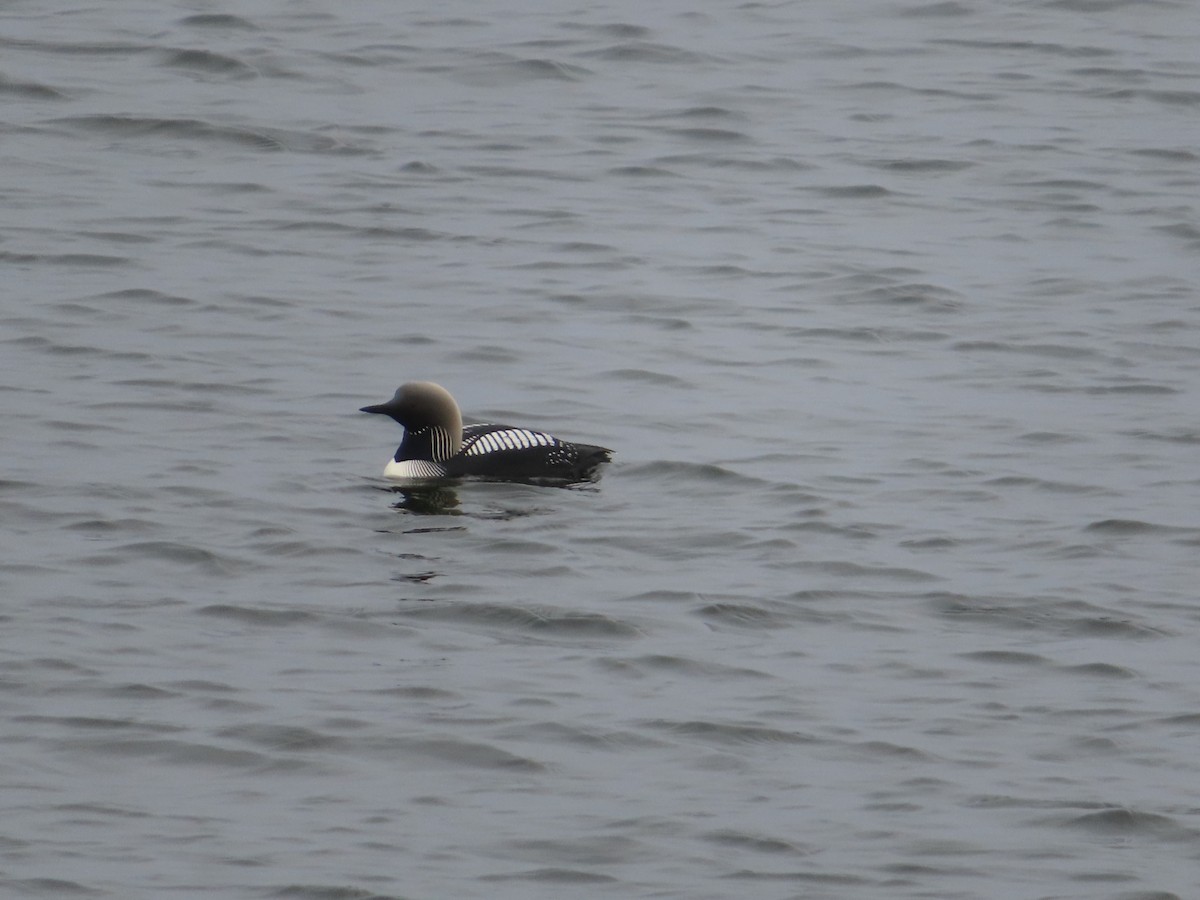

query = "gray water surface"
3;1;1199;898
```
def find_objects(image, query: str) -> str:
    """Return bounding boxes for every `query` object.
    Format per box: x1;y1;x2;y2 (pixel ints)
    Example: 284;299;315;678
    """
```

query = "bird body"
362;382;612;485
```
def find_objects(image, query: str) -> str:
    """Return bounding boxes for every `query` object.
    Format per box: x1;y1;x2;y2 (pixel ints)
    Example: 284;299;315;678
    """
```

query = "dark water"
4;2;1199;898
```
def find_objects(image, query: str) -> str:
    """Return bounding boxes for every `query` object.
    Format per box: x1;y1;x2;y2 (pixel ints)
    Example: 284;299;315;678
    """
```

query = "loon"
360;381;613;484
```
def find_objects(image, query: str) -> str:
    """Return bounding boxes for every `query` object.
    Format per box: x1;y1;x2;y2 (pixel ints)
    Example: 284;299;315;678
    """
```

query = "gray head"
360;381;464;457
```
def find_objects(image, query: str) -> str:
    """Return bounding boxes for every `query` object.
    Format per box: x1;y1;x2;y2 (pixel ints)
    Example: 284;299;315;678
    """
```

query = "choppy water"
3;1;1199;898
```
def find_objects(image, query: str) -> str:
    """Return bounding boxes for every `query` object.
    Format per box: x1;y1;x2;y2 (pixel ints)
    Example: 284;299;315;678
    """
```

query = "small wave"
809;184;893;199
1020;379;1179;396
780;324;924;344
157;48;259;78
863;157;973;172
1101;89;1200;108
933;38;1113;59
92;541;253;576
797;560;940;582
607;165;679;178
951;339;1103;360
1154;222;1200;247
276;221;449;243
621;460;773;489
62;516;158;535
656;153;811;172
1060;662;1136;678
602;367;692;387
398;737;545;771
0;250;130;267
857;282;966;308
900;537;963;551
644;718;820;747
961;650;1050;666
480;868;618;884
1015;431;1086;444
1131;147;1198;163
9;338;152;366
898;2;974;17
0;73;68;100
718;869;872;886
0;878;100;897
1053;807;1197;840
1085;518;1195;535
1128;428;1200;445
984;475;1107;494
567;22;652;40
495;720;666;751
0;36;150;56
553;241;618;253
582;41;724;65
177;13;257;29
1046;0;1144;10
218;723;343;752
70;737;269;769
848;740;936;761
703;828;810;855
398;602;640;639
47;114;365;154
455;345;519;365
50;114;282;149
321;46;420;67
928;593;1168;639
694;602;791;630
107;683;176;699
13;714;180;734
461;164;589;182
488;57;591;82
667;105;745;120
196;604;319;626
601;653;773;680
667;127;751;142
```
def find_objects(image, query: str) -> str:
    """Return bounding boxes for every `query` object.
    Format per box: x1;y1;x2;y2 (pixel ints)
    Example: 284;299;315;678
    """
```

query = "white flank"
383;458;446;480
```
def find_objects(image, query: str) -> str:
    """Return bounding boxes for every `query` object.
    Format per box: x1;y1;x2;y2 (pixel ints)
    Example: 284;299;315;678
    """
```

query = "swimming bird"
360;381;612;484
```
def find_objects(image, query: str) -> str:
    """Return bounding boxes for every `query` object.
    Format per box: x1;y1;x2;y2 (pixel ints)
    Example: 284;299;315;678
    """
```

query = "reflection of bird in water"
388;486;462;516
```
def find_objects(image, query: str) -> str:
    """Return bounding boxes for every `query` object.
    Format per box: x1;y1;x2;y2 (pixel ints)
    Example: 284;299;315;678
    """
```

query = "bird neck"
397;425;461;462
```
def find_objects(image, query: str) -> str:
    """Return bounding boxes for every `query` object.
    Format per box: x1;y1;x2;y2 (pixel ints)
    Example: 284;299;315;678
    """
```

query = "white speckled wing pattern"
462;425;558;456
